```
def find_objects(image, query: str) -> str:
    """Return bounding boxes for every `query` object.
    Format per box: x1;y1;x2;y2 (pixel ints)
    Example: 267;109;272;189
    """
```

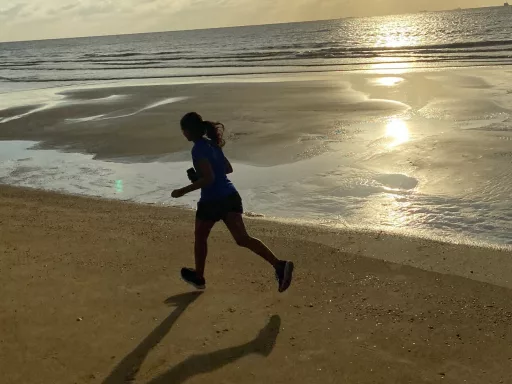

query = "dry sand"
1;185;512;384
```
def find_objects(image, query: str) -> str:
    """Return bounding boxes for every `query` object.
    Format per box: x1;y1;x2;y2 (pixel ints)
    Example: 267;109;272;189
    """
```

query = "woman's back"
192;138;236;201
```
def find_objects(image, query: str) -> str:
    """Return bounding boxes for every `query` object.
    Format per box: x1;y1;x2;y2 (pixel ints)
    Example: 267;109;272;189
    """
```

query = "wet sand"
2;70;510;165
1;70;511;168
0;72;469;165
1;185;512;384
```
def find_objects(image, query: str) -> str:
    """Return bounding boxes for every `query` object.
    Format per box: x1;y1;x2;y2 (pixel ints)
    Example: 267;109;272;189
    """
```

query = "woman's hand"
172;161;214;198
171;189;185;198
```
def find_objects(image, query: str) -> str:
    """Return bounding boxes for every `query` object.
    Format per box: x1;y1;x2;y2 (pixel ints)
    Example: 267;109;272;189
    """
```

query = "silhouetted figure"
172;112;293;293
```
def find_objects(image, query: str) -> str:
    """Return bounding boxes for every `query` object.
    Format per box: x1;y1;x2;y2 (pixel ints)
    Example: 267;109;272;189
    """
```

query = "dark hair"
180;112;225;147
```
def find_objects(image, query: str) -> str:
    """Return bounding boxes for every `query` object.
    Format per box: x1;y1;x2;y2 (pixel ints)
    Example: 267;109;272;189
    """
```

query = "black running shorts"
196;192;243;222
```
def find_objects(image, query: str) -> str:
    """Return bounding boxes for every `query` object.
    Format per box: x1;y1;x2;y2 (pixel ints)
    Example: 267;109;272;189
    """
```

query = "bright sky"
0;0;501;42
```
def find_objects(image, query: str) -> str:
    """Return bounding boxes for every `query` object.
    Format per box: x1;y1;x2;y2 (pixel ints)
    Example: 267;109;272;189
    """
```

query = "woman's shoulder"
192;138;215;157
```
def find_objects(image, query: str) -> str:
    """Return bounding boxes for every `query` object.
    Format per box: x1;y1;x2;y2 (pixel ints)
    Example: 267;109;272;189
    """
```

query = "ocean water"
1;7;512;87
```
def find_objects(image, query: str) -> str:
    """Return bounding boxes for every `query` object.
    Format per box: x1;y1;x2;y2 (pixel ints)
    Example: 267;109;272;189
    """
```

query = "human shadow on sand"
148;315;281;384
102;291;281;384
102;292;202;384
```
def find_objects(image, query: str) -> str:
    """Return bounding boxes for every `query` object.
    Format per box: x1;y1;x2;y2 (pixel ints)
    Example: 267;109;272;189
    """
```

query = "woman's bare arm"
173;159;214;197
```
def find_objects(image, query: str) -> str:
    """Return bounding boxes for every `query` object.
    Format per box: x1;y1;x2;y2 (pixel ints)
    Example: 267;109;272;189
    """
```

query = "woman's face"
182;128;193;141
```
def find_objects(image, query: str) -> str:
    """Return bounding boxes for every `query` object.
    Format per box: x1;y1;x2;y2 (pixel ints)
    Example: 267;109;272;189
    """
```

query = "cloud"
0;2;28;18
42;0;124;18
46;3;80;16
75;0;120;17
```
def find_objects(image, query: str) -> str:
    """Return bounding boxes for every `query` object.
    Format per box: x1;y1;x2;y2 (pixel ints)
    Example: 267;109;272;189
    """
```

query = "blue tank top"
192;138;237;201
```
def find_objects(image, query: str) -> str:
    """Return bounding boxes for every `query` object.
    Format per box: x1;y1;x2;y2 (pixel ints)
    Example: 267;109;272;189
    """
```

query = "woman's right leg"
194;219;216;279
223;212;294;292
223;212;279;268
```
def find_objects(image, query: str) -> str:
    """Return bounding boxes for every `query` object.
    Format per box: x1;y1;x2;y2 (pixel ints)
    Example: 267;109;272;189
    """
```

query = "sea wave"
81;50;191;59
3;61;512;83
2;56;512;72
2;39;512;73
3;53;512;72
34;39;512;64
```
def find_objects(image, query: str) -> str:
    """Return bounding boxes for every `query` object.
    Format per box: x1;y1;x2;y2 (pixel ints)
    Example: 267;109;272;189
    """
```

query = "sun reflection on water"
370;61;411;74
374;77;404;86
375;18;421;48
386;118;410;147
384;194;412;227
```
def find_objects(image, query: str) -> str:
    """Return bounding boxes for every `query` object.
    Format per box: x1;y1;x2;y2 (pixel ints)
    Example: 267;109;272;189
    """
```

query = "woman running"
171;112;294;293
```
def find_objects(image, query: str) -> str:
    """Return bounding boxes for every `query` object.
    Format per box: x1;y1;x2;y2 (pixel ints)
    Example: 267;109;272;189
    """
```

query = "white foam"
66;115;106;123
99;96;189;120
63;97;189;123
0;93;129;124
0;103;57;124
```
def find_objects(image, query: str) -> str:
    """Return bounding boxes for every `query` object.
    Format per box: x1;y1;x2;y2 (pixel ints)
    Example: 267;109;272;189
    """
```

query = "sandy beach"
1;185;512;384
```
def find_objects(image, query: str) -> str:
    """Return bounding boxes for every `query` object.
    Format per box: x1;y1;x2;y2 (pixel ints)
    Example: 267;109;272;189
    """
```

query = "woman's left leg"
194;218;216;279
181;218;215;290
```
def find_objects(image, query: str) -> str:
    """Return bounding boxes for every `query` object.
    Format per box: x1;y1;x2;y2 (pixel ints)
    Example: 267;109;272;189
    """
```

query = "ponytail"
204;121;225;147
180;112;226;147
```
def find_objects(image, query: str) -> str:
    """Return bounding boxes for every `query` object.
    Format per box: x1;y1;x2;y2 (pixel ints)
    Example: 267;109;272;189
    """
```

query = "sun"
386;119;410;147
